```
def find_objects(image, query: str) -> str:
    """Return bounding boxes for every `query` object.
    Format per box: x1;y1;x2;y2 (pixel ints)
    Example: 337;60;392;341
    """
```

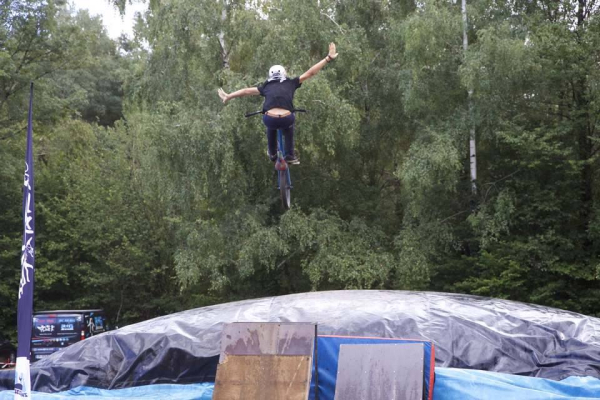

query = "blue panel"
433;368;600;400
0;383;214;400
308;336;434;400
2;369;600;399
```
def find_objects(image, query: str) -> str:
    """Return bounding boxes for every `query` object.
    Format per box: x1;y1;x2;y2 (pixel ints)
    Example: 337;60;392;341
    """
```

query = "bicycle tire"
279;169;291;209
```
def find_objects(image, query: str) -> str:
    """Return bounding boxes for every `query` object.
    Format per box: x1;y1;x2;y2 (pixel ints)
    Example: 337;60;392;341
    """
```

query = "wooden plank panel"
212;355;312;400
219;322;315;362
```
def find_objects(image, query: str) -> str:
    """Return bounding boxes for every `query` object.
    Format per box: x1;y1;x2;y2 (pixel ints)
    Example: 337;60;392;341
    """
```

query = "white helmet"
268;65;287;82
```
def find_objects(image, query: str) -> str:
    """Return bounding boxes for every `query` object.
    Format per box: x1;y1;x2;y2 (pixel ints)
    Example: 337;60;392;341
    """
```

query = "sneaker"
285;154;300;165
267;151;277;162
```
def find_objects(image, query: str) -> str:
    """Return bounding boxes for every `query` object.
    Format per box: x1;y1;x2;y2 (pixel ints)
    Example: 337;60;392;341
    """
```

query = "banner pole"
15;82;35;399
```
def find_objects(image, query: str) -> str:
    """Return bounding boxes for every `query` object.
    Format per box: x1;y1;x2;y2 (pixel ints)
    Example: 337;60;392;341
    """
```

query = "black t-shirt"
257;77;302;112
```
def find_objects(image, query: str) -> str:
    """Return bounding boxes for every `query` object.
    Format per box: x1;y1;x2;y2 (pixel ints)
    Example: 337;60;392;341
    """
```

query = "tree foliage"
1;0;600;341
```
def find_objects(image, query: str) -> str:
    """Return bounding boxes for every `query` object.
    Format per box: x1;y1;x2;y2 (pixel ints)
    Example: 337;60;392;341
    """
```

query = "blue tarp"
4;291;600;392
1;369;599;399
0;383;213;400
434;368;600;400
309;335;435;400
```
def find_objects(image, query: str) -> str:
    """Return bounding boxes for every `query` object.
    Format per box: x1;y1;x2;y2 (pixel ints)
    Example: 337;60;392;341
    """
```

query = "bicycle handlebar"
245;109;307;118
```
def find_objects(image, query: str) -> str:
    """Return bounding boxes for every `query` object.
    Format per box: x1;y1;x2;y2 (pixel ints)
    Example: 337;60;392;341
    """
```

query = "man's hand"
218;88;229;103
328;43;338;60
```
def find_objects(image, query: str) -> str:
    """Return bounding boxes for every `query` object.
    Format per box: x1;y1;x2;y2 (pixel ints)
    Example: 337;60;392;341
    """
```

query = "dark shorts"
262;114;296;157
262;113;295;130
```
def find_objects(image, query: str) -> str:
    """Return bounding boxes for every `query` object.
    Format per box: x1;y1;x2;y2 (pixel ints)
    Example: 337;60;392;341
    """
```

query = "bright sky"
70;0;147;39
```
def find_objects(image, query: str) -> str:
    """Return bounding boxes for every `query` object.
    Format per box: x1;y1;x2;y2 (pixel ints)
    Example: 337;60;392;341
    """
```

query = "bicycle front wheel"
279;169;291;209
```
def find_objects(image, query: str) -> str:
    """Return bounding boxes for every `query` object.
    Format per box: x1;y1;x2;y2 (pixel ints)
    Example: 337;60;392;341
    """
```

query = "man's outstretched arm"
299;43;338;84
218;87;260;103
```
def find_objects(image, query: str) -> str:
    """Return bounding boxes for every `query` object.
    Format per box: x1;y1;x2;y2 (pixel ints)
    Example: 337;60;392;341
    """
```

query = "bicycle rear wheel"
279;169;291;209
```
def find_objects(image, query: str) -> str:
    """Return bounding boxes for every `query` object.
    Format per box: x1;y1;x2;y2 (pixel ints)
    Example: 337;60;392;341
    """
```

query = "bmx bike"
245;109;306;209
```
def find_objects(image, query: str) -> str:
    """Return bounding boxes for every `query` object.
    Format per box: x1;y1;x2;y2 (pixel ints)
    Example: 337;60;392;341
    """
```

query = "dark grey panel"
334;343;424;400
219;322;315;363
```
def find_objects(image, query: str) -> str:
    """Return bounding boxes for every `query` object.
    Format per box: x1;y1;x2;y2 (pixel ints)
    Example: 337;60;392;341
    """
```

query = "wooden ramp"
212;322;316;400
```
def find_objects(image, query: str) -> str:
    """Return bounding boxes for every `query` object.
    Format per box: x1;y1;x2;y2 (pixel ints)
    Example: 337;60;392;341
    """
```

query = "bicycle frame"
245;109;306;209
276;129;292;189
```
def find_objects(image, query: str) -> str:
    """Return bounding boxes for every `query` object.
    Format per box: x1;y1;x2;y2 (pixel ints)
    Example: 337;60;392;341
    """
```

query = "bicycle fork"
275;129;292;190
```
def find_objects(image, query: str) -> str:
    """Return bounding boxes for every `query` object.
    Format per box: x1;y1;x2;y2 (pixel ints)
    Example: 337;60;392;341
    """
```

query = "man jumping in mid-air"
218;43;338;164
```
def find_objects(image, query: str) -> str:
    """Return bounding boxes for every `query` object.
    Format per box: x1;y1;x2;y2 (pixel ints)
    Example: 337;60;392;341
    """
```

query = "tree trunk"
462;0;477;195
575;0;592;243
218;3;230;69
